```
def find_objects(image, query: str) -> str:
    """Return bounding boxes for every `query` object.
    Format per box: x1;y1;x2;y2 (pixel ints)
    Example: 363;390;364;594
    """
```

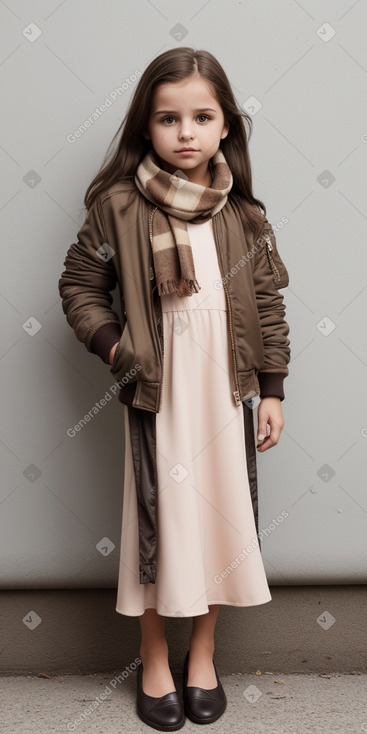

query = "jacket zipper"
263;233;281;283
148;205;165;411
212;215;242;407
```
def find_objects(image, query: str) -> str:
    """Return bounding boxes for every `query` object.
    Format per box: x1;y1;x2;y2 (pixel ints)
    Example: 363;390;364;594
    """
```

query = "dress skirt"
115;219;272;617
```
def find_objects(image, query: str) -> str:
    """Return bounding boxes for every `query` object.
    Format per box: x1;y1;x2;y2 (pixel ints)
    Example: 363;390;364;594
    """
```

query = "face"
144;74;229;185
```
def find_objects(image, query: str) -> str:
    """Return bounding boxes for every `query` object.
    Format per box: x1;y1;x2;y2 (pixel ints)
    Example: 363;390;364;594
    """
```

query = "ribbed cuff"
90;322;122;364
257;371;286;401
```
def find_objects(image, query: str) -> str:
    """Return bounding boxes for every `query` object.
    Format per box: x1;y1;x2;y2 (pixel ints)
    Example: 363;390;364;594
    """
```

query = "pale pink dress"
115;219;272;617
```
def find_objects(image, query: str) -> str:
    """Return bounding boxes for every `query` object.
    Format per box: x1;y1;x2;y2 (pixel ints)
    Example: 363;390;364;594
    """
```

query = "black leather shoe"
136;662;185;731
183;650;227;724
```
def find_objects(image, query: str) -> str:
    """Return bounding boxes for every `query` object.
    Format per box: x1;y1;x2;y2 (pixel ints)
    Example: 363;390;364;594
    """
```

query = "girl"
59;47;291;731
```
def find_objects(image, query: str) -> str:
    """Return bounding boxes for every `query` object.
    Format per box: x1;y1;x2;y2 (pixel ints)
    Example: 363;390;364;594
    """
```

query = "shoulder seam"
99;182;136;206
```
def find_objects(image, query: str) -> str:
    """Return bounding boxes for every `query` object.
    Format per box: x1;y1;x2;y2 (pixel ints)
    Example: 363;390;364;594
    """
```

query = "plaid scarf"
134;149;233;296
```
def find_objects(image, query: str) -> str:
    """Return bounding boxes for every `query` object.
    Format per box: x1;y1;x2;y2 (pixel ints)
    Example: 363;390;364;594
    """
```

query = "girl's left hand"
256;397;284;452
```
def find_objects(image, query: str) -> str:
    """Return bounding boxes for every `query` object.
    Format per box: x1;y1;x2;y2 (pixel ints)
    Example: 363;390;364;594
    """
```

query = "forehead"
151;75;219;110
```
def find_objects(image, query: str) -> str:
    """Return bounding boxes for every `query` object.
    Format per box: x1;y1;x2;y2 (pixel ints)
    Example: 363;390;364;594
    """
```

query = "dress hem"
115;595;272;617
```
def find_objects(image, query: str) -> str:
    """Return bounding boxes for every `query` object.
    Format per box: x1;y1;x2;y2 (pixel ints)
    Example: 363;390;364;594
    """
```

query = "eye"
161;114;211;125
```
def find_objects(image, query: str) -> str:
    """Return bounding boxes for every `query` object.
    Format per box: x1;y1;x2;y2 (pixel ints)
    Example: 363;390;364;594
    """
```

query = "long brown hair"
84;48;266;240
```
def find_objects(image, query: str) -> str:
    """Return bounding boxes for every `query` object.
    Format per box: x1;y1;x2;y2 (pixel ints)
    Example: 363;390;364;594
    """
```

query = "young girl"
59;47;290;731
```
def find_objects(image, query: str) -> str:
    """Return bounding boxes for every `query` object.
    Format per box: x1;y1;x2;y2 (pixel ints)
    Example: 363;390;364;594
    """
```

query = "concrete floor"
2;668;367;734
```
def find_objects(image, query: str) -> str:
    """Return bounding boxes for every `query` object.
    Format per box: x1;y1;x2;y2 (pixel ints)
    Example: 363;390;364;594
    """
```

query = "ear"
221;123;229;140
142;130;150;140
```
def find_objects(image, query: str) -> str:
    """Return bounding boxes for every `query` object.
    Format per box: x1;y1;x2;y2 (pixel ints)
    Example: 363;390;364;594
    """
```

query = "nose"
178;119;195;141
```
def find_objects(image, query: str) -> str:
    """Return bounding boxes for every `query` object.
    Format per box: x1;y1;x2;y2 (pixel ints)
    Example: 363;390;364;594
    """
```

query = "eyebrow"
153;108;217;116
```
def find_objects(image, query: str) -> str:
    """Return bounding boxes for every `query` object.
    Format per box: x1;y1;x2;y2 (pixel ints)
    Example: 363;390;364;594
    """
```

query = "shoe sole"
137;707;186;731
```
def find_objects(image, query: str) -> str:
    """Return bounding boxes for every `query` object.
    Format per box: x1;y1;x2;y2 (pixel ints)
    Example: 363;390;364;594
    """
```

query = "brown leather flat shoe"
136;662;185;731
183;650;227;724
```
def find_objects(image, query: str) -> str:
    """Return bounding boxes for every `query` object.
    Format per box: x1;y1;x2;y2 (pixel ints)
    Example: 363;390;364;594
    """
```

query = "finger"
257;436;275;451
257;418;269;442
257;436;272;451
257;424;282;451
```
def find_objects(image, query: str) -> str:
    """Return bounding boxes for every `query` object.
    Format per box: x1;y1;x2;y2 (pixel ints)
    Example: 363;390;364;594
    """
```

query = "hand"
256;397;284;452
108;342;119;365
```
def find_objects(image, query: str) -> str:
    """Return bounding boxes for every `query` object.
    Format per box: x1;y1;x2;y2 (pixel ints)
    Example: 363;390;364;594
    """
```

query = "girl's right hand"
108;342;119;365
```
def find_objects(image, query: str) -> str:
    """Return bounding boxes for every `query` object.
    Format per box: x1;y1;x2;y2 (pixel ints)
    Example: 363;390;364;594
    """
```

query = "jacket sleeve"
252;218;291;401
58;195;123;364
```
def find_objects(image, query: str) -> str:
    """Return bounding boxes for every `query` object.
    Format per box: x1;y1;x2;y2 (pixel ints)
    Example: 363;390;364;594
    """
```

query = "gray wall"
1;0;367;597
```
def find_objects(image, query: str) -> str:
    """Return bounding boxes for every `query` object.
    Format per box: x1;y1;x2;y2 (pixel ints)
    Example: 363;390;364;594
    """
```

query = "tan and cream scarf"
134;149;233;296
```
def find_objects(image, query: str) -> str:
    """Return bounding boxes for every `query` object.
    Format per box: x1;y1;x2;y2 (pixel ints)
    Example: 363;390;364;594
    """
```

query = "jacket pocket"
111;333;123;373
110;322;131;377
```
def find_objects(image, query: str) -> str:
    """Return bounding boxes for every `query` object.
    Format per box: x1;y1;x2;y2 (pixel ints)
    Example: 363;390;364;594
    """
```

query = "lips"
176;148;198;152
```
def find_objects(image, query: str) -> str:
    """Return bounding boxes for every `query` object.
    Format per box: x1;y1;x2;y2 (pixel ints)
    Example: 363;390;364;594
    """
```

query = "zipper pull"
264;234;273;251
233;390;242;406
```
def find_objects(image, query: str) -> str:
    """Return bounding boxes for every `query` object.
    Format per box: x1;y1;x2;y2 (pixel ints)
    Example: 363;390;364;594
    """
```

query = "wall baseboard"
1;586;366;675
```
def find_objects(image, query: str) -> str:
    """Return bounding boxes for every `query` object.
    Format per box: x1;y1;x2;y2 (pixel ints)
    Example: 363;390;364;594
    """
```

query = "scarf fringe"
158;279;201;297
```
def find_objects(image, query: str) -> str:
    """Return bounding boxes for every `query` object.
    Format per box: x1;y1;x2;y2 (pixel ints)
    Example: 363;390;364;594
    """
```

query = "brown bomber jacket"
58;181;291;409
